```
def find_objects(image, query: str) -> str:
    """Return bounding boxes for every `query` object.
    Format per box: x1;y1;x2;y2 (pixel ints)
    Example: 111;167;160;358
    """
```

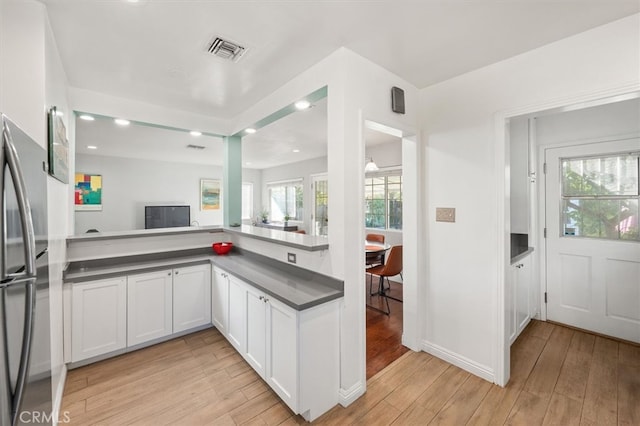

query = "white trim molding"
338;381;365;407
422;340;495;384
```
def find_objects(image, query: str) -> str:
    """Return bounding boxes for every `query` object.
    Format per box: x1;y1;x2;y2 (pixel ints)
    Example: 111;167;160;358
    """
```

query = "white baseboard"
52;365;67;426
421;340;495;383
338;381;365;407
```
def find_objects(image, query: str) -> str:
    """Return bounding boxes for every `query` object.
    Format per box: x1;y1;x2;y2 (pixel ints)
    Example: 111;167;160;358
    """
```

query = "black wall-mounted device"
391;86;405;114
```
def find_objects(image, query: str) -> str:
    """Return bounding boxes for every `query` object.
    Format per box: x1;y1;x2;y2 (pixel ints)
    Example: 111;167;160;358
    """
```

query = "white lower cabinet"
71;277;127;362
265;296;298;410
212;267;229;334
509;254;532;345
227;274;247;352
70;263;212;364
173;264;212;333
127;269;173;346
218;269;340;421
245;283;266;376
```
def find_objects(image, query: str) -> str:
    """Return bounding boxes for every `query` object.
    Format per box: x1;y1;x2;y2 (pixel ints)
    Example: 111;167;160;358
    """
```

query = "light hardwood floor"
61;320;640;425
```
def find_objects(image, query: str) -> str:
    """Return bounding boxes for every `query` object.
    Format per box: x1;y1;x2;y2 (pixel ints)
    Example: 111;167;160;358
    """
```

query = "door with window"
311;174;328;236
545;138;640;343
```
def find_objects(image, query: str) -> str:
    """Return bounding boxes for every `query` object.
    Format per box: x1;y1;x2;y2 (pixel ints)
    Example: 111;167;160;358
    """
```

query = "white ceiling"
44;0;639;119
75;114;225;165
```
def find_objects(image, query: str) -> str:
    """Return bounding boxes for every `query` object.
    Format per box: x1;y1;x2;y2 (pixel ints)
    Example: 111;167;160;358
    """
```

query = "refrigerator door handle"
11;278;36;426
1;118;37;281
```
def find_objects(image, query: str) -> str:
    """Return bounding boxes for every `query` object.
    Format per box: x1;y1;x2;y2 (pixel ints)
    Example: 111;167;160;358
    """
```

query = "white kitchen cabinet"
71;277;127;362
127;269;173;346
227;274;247;352
216;268;340;421
212;266;229;334
265;296;298;410
245;283;267;376
173;264;212;333
509;254;532;345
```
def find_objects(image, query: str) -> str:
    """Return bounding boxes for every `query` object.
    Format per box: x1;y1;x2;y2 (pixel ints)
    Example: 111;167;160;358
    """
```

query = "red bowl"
212;242;233;255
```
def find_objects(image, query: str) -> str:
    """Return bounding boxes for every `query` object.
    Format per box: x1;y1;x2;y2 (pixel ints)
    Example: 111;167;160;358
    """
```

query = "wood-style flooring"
366;278;408;379
61;320;640;425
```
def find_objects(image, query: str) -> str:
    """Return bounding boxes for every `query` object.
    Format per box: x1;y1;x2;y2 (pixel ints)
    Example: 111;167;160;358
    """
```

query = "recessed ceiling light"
190;130;202;137
114;118;130;126
87;145;98;150
79;114;95;121
245;128;256;134
126;0;139;3
295;100;310;110
245;162;252;166
55;110;64;117
292;149;300;153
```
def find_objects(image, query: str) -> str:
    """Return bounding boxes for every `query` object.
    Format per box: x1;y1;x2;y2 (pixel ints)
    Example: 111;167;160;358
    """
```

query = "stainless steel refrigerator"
1;114;52;425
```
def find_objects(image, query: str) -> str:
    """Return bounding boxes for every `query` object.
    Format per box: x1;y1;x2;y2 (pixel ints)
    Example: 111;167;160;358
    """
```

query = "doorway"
544;138;640;343
363;120;408;379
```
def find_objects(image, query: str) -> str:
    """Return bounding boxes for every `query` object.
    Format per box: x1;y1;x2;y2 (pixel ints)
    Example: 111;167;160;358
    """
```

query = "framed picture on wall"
47;106;70;183
75;173;103;211
200;179;220;210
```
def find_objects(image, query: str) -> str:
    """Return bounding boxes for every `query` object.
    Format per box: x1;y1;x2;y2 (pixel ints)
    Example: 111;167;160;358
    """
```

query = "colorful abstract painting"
201;179;220;210
75;173;102;211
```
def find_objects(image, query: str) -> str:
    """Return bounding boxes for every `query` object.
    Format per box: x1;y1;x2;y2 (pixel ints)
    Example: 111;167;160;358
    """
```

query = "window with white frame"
561;153;639;240
241;183;253;220
365;170;402;230
267;179;303;221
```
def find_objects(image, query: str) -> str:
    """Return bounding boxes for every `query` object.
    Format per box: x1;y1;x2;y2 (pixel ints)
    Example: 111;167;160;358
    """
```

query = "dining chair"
367;245;403;315
293;229;306;234
365;233;386;268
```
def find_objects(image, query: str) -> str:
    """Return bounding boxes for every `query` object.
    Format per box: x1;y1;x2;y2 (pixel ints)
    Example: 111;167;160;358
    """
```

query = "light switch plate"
436;207;455;223
287;253;297;264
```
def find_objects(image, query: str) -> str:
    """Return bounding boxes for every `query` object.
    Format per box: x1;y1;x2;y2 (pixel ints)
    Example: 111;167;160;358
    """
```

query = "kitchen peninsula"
63;225;342;421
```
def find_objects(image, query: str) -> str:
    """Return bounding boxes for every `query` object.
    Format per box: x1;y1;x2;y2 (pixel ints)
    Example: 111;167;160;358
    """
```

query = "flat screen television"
145;205;190;229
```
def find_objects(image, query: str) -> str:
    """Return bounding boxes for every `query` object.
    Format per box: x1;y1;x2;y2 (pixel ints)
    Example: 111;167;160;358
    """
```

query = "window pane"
387;175;402;184
241;183;253;220
562;154;639;197
562;198;639;240
389;200;402;229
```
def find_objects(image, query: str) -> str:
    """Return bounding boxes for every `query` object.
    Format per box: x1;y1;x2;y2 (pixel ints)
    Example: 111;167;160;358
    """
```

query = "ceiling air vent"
186;144;206;150
206;36;246;62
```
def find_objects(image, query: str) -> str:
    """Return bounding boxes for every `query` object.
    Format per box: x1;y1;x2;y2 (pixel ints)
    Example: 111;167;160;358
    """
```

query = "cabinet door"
71;277;127;362
127;269;173;346
266;297;298;412
173;264;212;333
212;267;229;334
245;284;266;376
227;275;247;352
516;256;532;336
508;265;517;345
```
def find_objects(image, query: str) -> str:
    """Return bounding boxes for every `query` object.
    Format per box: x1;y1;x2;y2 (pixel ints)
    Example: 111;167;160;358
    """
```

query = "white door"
545;138;640;343
311;174;328;236
71;277;127;362
172;264;212;333
266;296;298;412
212;267;229;334
227;275;247;352
245;285;266;376
127;269;173;346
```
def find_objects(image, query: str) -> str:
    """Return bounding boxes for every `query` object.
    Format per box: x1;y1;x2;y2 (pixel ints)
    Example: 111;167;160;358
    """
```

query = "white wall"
260;156;327;233
1;0;71;418
535;97;640;146
420;14;640;382
75;154;225;233
510;116;529;235
230;48;420;403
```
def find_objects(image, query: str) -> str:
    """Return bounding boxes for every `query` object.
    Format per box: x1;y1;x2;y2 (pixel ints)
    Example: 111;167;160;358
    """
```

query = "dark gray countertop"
510;247;534;264
63;247;343;311
212;250;342;310
67;225;224;244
